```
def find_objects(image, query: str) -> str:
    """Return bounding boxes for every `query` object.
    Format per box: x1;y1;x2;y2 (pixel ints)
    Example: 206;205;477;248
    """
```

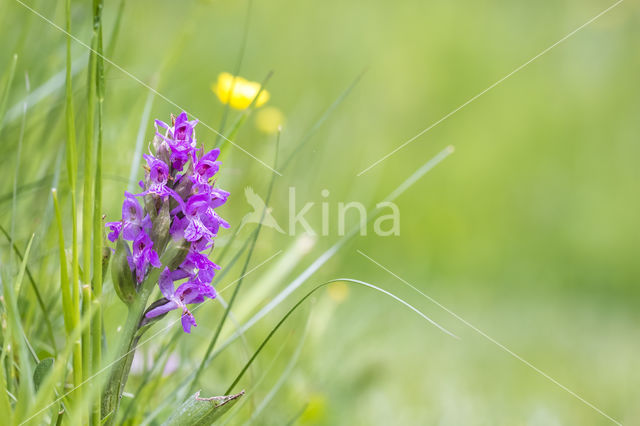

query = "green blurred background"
1;0;638;424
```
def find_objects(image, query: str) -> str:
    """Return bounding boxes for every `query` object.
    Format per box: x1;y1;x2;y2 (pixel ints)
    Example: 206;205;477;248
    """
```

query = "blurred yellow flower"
327;281;349;303
300;393;327;423
255;106;284;134
211;72;269;110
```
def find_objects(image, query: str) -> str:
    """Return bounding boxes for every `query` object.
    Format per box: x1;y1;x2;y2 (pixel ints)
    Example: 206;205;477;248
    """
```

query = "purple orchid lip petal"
145;301;179;318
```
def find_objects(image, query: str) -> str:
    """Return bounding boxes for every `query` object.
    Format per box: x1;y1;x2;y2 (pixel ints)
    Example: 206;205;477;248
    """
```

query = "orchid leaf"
162;391;244;426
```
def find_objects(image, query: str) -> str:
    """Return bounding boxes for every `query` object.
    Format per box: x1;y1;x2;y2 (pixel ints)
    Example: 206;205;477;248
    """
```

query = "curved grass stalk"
213;146;454;358
225;278;457;395
240;314;310;425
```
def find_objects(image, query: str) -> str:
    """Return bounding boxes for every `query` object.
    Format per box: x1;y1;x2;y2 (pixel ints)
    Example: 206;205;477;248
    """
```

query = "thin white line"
357;0;624;176
19;250;282;425
14;0;282;176
218;250;283;294
356;249;623;425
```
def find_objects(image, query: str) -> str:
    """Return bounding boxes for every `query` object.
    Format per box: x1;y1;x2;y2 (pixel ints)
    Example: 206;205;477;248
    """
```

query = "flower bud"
151;199;171;255
139;297;170;331
101;245;112;281
163;238;191;270
111;237;137;304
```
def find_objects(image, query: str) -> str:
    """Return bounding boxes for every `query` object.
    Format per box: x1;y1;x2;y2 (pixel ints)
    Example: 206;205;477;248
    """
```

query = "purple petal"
158;268;175;298
145;300;178;318
181;310;197;333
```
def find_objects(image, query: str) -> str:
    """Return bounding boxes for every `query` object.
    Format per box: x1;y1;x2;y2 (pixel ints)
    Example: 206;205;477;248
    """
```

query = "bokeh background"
1;0;639;424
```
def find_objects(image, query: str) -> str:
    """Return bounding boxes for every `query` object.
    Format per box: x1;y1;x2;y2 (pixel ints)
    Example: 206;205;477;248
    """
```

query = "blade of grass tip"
215;146;454;354
279;69;366;171
127;87;155;192
33;147;65;259
0;224;57;356
0;53;18;130
214;0;253;145
2;236;36;420
224;278;456;395
189;129;281;393
243;312;310;425
91;2;105;423
283;402;309;426
64;0;82;390
3;56;84;127
81;1;101;418
215;70;274;150
106;0;126;60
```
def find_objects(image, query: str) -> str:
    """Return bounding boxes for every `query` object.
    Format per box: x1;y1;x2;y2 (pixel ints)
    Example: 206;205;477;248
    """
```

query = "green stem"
101;251;173;424
92;0;105;423
64;0;82;390
52;190;73;336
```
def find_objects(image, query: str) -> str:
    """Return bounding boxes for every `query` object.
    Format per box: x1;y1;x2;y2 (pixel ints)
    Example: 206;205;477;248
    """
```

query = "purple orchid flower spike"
106;111;229;333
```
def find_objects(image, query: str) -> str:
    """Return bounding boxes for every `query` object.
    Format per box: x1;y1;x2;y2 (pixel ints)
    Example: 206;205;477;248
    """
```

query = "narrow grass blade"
216;71;274;149
3;57;84;126
2;235;36;420
0;224;57;355
64;0;82;390
214;0;253;145
106;0;127;59
243;314;310;425
127;89;155;193
190;131;281;392
0;338;13;424
92;2;106;423
0;53;18;130
21;296;100;426
280;69;366;171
